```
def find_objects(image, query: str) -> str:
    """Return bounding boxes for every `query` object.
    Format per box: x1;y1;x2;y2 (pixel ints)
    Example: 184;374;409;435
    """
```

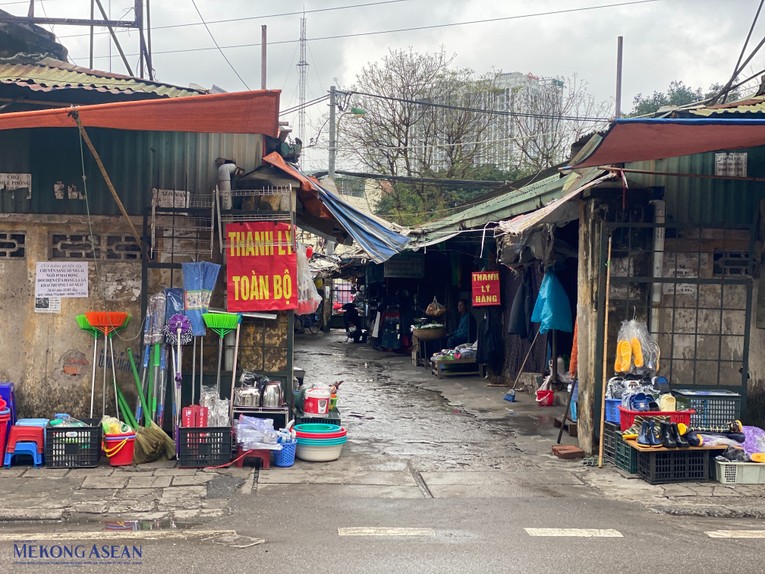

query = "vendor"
446;299;476;348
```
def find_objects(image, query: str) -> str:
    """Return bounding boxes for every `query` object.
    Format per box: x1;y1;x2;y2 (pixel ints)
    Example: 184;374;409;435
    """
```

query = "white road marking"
0;530;238;542
525;528;623;538
338;527;436;537
706;530;765;539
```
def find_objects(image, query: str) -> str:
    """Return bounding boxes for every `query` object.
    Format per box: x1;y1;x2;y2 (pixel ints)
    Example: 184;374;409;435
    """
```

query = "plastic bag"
613;320;660;375
426;297;446;318
296;244;322;315
200;385;229;427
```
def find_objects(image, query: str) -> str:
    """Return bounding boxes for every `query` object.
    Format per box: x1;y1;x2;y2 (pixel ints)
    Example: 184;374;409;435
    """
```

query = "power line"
343;89;611;122
189;0;249;90
56;0;412;39
71;0;662;61
280;94;329;115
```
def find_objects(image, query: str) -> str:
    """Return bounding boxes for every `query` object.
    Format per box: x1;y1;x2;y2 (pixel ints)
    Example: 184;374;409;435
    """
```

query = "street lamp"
328;85;366;179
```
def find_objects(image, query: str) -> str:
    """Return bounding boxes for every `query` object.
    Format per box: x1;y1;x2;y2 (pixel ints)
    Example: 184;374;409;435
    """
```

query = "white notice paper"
35;262;89;298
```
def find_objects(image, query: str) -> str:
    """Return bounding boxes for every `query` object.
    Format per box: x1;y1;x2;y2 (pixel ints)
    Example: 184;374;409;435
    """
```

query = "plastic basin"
296;436;347;446
294;423;342;434
295;428;346;439
296;443;344;462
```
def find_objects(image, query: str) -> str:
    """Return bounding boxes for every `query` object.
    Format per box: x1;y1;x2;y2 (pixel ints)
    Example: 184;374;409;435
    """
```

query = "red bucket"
0;409;10;453
103;432;135;466
536;390;554;407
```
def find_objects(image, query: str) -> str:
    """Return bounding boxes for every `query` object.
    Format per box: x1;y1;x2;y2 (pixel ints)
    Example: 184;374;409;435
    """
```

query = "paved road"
0;331;763;572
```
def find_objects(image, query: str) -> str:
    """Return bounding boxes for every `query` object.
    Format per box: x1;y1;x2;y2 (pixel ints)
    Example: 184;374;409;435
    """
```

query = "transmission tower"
297;14;308;141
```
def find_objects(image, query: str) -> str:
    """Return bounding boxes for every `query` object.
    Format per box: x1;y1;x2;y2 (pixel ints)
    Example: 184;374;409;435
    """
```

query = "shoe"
686;433;703;447
660;421;677;448
622;416;645;440
637;421;652;447
648;420;663;448
729;420;743;433
670;423;689;448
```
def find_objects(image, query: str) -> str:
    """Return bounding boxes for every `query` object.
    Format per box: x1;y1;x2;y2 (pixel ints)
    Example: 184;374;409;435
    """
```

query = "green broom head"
203;312;241;337
75;314;100;338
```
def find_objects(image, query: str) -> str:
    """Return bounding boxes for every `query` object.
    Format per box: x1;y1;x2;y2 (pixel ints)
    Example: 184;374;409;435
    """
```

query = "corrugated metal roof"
0;57;205;99
407;168;604;248
688;95;765;117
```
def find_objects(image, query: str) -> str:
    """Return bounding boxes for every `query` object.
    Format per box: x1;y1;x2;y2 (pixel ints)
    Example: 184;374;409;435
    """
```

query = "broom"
203;312;241;399
128;348;175;462
86;311;130;417
76;315;100;418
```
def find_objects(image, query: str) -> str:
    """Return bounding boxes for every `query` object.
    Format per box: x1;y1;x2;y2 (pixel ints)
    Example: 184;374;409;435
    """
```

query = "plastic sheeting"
531;270;572;334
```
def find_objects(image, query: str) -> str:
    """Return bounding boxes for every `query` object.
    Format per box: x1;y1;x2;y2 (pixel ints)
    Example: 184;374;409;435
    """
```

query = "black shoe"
660;421;677;448
648;420;663;448
686;433;703;447
670;423;689;448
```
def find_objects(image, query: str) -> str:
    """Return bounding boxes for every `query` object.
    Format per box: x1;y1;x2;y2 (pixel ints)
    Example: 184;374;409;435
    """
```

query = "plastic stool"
15;418;49;427
234;446;271;469
4;441;43;468
6;425;44;454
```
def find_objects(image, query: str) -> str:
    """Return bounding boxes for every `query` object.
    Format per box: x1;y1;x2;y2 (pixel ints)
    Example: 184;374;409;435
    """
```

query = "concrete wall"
0;214;143;419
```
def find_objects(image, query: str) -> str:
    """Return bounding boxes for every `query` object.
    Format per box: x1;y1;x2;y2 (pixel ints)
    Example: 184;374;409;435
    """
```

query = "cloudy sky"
8;0;763;170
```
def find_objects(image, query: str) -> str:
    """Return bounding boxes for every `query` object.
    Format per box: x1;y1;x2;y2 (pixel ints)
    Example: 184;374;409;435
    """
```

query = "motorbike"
341;303;366;343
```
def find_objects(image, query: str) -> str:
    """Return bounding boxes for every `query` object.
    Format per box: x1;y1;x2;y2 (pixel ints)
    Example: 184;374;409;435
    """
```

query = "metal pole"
328;85;337;179
615;36;623;119
89;0;94;69
598;236;613;468
261;25;267;89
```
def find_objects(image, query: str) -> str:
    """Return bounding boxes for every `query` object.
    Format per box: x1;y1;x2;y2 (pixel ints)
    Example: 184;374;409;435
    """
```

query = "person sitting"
446;299;476;348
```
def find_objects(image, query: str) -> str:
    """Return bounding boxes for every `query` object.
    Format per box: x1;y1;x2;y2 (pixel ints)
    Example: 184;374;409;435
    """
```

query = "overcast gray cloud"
11;0;763;170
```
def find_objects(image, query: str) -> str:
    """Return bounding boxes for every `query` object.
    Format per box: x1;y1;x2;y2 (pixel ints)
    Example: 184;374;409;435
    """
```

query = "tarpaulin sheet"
262;152;410;263
0;90;281;136
573;118;765;168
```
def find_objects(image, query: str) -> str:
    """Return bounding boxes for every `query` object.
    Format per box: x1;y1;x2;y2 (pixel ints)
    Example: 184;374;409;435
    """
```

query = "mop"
163;314;193;430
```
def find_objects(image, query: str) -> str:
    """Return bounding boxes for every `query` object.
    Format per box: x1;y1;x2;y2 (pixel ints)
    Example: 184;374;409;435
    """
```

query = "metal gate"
599;221;753;399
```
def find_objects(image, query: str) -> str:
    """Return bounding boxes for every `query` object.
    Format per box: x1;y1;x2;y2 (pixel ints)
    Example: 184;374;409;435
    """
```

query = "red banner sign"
472;271;500;307
226;221;297;312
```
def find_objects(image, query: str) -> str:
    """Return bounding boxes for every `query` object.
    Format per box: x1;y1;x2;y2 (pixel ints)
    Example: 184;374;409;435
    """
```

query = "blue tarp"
315;185;410;264
531;270;572;334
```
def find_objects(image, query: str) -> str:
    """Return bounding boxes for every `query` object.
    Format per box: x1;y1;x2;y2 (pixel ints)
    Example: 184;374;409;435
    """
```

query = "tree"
338;49;610;224
629;80;744;116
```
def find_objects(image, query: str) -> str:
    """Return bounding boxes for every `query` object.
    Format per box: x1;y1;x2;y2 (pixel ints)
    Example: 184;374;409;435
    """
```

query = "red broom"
85;312;130;417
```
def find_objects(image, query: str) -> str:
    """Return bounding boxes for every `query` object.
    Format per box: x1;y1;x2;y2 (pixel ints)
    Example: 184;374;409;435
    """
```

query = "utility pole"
328;85;337;179
615;36;623;119
297;15;308;141
261;25;267;89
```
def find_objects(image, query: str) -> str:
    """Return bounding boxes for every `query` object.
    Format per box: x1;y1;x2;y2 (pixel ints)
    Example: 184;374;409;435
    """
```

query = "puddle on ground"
102;518;198;531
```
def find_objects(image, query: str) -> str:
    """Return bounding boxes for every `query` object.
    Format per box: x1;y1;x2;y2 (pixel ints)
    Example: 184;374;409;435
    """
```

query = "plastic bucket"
0;408;10;454
536;390;554;407
273;442;296;467
103;432;135;466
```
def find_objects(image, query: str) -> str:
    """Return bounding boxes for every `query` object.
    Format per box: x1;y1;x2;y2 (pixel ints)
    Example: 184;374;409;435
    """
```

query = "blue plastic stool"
15;418;49;427
4;441;43;468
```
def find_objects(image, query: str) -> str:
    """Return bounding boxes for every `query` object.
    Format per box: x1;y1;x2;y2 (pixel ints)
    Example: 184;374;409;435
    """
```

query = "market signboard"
226;221;297;312
472;271;500;307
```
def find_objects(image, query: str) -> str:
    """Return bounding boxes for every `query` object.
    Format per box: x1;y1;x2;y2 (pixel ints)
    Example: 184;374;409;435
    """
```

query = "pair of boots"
637;420;689;448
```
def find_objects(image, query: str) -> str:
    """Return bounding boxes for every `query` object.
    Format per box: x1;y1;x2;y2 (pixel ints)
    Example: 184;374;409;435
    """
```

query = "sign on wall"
35;262;89;298
226;221;297;312
0;172;32;199
472;271;500;307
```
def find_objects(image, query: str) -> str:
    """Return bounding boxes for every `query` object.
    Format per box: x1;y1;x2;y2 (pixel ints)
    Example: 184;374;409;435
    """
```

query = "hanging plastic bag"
613;319;660;375
295;244;322;315
426;297;446;318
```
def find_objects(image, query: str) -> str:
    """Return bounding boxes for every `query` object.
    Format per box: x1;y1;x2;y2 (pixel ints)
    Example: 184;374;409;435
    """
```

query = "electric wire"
69;0;662;61
189;0;249;90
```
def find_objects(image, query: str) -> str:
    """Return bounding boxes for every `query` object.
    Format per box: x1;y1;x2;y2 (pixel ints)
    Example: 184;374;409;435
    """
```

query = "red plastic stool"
6;425;44;454
234;446;270;469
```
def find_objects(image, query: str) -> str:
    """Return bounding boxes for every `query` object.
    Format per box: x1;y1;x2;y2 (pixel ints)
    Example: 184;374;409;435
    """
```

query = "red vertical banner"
472;271;500;307
226;221;298;312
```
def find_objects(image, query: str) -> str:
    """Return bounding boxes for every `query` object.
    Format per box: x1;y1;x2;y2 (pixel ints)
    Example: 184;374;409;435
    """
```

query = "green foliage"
630;80;743;116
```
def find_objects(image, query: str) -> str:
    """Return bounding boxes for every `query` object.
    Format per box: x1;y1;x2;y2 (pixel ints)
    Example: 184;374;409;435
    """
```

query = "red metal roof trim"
261;152;333;219
0;90;281;136
573;119;765;168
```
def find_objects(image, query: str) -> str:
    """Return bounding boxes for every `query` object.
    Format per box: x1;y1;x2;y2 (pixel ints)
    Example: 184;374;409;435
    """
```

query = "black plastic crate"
45;421;101;468
614;434;638;474
177;427;232;468
602;422;617;463
636;449;711;484
673;390;741;428
295;409;341;426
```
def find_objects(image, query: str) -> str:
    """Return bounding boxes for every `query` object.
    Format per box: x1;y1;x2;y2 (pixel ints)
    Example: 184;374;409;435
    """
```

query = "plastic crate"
672;389;741;428
617;406;694;432
636;449;711;484
177;427;232;468
45;422;101;468
605;399;621;424
714;460;765;484
602;422;617;463
615;434;638;474
295;409;341;426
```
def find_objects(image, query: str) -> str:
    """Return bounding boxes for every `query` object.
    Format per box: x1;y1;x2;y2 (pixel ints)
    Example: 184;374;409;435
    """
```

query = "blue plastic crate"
605;399;621;424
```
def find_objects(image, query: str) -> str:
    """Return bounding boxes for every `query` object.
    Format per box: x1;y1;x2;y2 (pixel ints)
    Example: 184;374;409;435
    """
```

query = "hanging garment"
477;307;504;374
507;266;535;339
531;269;573;334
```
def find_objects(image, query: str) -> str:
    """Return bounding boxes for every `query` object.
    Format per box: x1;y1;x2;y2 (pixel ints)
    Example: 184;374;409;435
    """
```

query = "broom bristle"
75;314;99;335
202;312;240;336
85;311;130;335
